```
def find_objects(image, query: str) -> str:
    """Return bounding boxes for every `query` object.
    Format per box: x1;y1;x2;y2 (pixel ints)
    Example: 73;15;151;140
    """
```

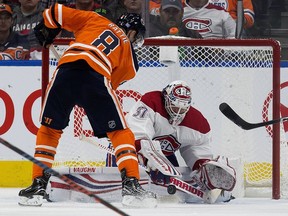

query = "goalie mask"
116;13;146;49
162;80;192;126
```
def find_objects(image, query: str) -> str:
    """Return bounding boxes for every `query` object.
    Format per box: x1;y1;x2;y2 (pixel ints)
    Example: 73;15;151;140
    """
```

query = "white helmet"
162;80;192;126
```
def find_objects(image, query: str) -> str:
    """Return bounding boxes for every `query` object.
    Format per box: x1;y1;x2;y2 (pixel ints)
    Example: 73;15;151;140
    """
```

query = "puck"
167;185;177;194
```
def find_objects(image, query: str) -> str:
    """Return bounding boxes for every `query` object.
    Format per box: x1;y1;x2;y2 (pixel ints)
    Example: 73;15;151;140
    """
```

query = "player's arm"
223;12;237;38
34;19;61;48
243;0;255;28
125;99;161;165
126;100;156;143
34;3;63;48
111;45;139;89
181;137;236;202
182;143;236;202
179;114;236;201
42;3;94;31
34;3;95;48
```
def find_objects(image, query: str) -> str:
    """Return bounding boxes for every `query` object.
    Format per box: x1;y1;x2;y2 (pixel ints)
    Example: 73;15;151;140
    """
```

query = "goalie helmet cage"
42;37;283;199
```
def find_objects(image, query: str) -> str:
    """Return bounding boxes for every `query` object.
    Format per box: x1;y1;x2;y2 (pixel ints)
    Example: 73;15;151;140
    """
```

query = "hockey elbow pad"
34;20;61;47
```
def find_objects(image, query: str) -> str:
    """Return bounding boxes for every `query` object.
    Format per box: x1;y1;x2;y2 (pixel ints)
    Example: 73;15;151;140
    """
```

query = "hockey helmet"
162;80;192;126
116;13;146;49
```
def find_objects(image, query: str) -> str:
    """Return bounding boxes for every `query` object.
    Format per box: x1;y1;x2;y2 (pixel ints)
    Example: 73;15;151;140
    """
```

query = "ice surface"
0;188;288;216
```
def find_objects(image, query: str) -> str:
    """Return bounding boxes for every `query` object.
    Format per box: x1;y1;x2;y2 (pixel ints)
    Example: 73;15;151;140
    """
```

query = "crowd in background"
0;0;285;60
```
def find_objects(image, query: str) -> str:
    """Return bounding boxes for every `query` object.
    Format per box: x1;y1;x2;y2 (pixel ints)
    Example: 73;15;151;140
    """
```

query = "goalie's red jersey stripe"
42;3;137;89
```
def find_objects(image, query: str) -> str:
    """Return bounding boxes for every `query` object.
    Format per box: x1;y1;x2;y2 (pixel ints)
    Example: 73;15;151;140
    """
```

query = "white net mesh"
46;37;287;198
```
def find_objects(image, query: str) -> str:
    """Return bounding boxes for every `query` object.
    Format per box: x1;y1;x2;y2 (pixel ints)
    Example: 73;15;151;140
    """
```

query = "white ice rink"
1;188;288;216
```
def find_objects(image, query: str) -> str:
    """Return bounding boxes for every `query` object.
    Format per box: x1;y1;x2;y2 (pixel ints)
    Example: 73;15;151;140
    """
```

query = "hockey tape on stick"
0;137;129;216
219;102;288;130
50;44;61;60
79;134;116;155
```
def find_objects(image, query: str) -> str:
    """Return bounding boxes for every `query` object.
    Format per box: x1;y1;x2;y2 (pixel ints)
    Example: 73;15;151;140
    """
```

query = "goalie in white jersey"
126;80;236;203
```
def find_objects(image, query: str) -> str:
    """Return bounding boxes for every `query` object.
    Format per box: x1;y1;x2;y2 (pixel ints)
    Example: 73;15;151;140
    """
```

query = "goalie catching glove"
191;155;236;192
34;20;61;48
190;155;236;203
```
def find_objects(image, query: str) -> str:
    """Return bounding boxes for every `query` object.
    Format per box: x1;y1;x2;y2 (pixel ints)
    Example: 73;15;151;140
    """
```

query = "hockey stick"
79;135;181;177
79;135;217;202
50;45;61;60
169;177;221;204
0;137;129;216
219;102;288;130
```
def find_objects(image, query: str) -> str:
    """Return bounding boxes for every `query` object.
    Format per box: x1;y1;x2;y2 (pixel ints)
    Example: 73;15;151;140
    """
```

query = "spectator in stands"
0;3;30;60
123;0;143;14
149;0;202;38
60;0;113;37
72;0;112;20
183;0;236;38
73;0;99;10
40;0;75;8
12;0;45;60
209;0;255;37
0;0;20;10
247;0;285;37
150;0;186;16
103;0;143;23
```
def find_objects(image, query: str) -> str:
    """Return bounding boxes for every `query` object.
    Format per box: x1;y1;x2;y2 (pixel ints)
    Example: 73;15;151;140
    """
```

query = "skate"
18;171;50;206
121;169;157;208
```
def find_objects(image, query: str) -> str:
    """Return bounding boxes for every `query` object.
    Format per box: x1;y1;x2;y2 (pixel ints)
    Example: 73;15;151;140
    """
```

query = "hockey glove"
191;156;236;192
34;20;61;48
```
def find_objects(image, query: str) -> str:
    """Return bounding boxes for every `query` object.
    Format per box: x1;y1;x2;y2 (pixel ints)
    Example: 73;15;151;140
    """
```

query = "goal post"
42;37;283;199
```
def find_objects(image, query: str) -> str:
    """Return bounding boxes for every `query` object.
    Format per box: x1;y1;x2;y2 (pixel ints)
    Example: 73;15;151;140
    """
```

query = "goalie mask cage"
42;37;285;200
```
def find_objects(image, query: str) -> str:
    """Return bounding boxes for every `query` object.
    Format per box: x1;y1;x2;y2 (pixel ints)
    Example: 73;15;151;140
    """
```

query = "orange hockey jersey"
209;0;255;29
0;46;29;60
42;3;138;89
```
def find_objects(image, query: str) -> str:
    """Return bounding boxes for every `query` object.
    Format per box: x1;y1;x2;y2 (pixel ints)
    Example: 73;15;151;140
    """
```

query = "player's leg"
19;64;78;206
18;126;62;206
82;72;157;207
107;129;157;207
107;128;139;179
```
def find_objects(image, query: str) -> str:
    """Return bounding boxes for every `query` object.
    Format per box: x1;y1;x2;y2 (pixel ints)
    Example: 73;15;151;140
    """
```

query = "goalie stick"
79;135;180;177
219;102;288;130
79;135;181;177
0;137;129;216
79;135;221;202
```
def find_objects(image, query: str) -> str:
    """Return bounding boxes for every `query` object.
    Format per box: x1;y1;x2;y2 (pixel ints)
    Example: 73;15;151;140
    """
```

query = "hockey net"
42;37;287;199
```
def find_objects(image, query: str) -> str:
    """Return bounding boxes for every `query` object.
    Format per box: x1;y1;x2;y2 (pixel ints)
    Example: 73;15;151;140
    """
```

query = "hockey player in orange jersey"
18;3;157;208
